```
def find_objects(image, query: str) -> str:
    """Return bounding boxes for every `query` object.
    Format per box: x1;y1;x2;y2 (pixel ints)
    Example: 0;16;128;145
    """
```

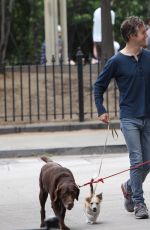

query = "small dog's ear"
85;197;91;203
97;192;103;200
90;179;94;196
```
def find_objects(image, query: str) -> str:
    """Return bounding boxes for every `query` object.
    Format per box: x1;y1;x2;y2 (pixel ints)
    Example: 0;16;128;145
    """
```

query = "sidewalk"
0;125;127;158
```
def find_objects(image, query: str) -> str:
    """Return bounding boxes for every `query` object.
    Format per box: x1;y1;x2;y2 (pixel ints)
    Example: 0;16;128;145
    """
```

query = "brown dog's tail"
41;156;52;163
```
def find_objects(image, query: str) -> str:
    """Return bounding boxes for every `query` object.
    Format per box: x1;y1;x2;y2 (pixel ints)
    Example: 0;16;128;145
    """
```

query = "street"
0;153;150;230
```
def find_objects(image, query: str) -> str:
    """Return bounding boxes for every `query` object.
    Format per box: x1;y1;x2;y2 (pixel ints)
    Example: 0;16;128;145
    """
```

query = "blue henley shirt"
94;49;150;118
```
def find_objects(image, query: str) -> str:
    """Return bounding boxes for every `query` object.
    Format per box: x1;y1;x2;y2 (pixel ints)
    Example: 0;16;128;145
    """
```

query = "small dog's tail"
90;178;94;196
41;156;52;163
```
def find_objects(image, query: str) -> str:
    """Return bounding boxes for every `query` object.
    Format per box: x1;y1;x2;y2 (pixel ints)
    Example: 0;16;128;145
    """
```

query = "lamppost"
44;0;68;65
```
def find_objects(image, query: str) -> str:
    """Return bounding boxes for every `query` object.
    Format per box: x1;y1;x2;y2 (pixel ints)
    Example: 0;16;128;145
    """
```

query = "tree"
0;0;15;64
0;0;44;64
7;0;44;64
112;0;150;47
101;0;114;67
67;0;100;60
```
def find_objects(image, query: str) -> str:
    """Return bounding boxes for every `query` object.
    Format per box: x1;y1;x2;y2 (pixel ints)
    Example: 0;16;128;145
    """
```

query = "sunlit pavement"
0;154;149;230
0;129;126;158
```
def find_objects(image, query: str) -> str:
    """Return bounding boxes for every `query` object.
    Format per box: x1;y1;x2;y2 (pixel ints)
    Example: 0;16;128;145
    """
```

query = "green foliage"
112;0;150;47
3;0;150;63
67;0;150;59
67;0;101;59
6;0;44;63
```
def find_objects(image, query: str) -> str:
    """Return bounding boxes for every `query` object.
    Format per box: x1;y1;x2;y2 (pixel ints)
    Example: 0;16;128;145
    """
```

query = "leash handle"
112;128;118;140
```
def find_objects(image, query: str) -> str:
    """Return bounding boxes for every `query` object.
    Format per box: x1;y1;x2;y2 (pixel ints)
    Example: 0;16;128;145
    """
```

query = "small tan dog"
84;179;102;224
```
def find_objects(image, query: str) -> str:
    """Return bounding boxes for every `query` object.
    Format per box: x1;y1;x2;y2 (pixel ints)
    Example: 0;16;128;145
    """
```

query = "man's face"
131;25;147;47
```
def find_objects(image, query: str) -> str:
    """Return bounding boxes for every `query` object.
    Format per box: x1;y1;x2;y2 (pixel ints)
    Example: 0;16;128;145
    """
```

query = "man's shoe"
121;182;134;212
134;203;149;219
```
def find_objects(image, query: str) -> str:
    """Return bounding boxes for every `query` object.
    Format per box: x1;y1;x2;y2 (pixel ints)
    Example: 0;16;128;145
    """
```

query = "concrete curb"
0;145;127;158
0;120;120;134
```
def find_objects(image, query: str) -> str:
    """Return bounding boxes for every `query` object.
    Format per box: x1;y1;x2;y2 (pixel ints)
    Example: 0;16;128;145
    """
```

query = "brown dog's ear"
75;186;80;201
53;185;61;202
97;192;103;200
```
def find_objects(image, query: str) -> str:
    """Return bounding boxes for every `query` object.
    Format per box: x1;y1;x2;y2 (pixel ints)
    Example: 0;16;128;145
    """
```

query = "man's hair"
120;16;144;42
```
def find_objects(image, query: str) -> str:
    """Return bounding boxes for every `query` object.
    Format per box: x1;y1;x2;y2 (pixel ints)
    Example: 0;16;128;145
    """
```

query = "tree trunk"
101;0;114;68
0;0;15;64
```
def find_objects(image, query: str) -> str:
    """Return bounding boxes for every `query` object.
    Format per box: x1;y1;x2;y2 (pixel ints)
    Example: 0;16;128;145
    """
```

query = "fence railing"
0;52;119;125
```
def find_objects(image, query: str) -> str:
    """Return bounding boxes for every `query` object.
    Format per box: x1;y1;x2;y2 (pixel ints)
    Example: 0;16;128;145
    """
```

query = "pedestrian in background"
40;25;63;65
92;6;120;64
94;16;150;219
40;41;46;64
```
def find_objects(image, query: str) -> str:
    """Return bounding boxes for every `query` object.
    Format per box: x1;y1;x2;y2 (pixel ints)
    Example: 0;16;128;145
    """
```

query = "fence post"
0;63;4;73
76;47;84;122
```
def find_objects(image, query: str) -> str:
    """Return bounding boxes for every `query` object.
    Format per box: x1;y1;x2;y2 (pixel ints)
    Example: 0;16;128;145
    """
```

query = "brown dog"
39;156;80;230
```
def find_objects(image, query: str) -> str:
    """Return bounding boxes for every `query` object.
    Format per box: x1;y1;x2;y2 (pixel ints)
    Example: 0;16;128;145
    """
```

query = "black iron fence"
0;51;119;125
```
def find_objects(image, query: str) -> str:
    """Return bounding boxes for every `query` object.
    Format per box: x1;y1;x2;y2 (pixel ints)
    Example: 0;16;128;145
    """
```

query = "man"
94;16;150;219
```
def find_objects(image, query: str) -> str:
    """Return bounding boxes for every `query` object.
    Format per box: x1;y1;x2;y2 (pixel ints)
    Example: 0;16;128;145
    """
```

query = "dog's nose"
93;207;97;212
67;202;74;210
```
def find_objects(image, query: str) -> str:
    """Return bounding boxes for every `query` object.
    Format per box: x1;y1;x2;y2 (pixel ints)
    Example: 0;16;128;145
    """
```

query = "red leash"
78;160;150;188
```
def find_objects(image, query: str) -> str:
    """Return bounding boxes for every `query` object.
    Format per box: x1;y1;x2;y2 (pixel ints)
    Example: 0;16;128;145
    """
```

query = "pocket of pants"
120;118;139;131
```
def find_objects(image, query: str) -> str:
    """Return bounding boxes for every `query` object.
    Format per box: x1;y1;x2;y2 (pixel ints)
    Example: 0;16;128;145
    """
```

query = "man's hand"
98;113;109;123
